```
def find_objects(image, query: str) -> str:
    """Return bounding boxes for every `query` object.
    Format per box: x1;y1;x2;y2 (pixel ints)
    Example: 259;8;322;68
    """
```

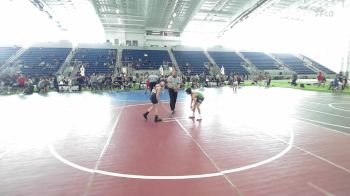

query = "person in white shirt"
80;65;85;77
148;74;159;93
167;69;182;114
159;65;164;76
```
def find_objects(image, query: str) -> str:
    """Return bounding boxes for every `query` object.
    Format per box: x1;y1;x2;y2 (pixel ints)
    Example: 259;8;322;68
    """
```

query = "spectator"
237;74;242;86
23;79;34;95
205;76;210;87
344;75;348;90
0;79;4;93
105;74;112;90
68;77;74;92
291;73;298;86
76;75;84;91
97;74;105;90
322;73;327;85
123;76;132;90
257;72;264;86
115;74;124;90
53;76;59;92
192;74;200;88
90;73;98;91
265;72;271;87
329;74;342;91
215;74;221;87
80;65;85;77
145;78;150;94
17;74;27;88
339;71;345;90
317;72;324;87
232;74;238;92
38;77;50;93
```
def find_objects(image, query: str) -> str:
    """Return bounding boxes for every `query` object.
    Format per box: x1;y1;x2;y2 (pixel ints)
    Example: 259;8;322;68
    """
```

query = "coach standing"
167;69;182;114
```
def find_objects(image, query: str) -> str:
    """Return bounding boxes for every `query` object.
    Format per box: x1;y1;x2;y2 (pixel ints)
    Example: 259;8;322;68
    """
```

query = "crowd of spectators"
0;68;349;95
290;71;348;91
0;69;276;95
0;74;55;94
328;71;348;91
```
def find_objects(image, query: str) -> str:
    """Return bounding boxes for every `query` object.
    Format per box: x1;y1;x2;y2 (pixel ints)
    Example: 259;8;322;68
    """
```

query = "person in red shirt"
317;72;324;87
237;74;242;86
145;78;150;94
17;74;27;88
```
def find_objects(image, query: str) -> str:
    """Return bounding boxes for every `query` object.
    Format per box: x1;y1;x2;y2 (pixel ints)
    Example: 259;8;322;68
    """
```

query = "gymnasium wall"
105;31;180;47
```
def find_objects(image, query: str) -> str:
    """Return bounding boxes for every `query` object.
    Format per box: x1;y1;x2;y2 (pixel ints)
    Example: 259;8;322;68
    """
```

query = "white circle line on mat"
329;103;350;112
48;104;294;180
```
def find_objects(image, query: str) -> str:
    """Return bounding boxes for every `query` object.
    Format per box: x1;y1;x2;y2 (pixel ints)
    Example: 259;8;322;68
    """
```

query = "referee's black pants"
149;82;157;93
168;88;178;111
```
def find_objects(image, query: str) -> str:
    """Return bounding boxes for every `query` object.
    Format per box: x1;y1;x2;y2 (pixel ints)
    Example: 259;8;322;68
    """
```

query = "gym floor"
0;86;349;196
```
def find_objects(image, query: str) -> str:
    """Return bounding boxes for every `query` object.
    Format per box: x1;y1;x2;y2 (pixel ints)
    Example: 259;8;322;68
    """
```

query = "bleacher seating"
20;47;71;77
273;53;316;74
72;48;116;76
302;55;336;74
0;47;20;65
241;52;278;70
173;51;209;75
122;49;171;70
9;46;333;79
208;51;248;75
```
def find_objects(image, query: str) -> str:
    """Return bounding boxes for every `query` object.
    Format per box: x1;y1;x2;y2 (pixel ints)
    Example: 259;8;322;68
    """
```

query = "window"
114;39;119;45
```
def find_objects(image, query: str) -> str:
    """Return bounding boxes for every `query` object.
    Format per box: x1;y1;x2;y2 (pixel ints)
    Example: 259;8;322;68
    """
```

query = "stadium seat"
122;49;171;70
208;51;249;75
172;51;209;75
241;52;279;70
20;47;72;77
0;47;21;65
272;53;316;74
72;48;116;76
301;55;336;74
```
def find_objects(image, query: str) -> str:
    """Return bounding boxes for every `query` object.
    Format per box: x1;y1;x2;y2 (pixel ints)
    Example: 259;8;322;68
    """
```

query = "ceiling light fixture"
170;20;173;24
168;24;172;28
173;13;177;17
116;9;119;14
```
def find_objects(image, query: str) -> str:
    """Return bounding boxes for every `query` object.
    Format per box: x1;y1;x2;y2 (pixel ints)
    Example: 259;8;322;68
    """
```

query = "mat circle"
49;104;294;180
328;103;350;112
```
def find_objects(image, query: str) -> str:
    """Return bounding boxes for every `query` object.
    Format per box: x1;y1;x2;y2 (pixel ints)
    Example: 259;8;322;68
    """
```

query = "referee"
167;69;182;114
